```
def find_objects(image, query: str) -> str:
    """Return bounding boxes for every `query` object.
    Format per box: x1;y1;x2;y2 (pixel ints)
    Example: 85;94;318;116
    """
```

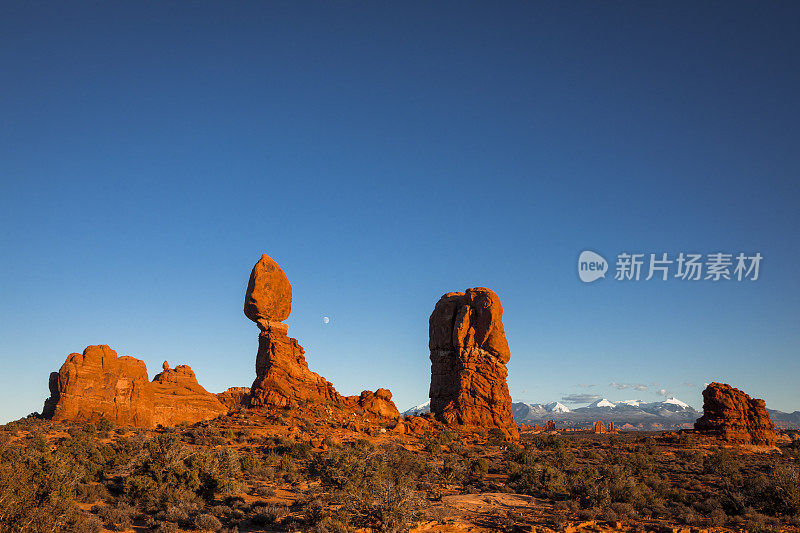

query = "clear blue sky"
1;2;798;423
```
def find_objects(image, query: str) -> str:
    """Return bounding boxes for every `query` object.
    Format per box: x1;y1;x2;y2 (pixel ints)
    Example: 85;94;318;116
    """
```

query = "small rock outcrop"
694;382;777;446
357;388;401;419
216;387;251;410
244;253;400;418
428;288;518;439
43;346;227;428
151;364;227;426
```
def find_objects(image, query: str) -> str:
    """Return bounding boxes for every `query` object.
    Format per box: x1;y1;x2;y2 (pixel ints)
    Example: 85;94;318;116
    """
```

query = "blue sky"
1;2;798;423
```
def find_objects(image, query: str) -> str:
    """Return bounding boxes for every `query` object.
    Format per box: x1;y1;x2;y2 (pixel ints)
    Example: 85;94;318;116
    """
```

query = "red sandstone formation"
544;420;557;431
42;346;226;428
248;329;341;408
428;288;518;439
244;253;400;419
694;382;777;446
356;388;401;419
150;363;227;427
593;421;606;434
608;421;617;433
43;345;154;427
244;254;293;331
216;387;251;410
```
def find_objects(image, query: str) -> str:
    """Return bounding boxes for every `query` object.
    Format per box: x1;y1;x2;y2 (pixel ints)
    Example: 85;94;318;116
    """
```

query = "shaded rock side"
217;387;251;410
42;345;154;427
694;382;777;446
244;253;292;331
151;364;227;427
429;288;518;439
248;328;341;408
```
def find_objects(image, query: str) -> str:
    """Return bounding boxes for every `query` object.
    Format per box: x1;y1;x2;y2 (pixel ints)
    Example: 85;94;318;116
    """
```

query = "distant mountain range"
513;397;699;430
768;409;800;428
403;397;800;430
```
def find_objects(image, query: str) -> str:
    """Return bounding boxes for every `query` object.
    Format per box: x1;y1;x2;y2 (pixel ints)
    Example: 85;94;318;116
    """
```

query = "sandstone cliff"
428;287;518;439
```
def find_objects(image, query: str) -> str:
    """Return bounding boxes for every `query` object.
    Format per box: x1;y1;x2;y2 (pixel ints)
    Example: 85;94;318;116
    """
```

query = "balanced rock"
428;287;518;439
244;253;292;331
694;382;777;446
245;254;341;407
42;345;154;427
151;364;227;426
43;345;227;428
243;254;399;413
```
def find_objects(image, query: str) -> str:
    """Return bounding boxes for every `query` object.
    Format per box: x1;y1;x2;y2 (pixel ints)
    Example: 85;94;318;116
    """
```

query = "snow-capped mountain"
544;401;571;413
512;395;700;430
512;401;572;420
404;397;800;430
586;398;616;409
660;397;690;409
402;400;430;416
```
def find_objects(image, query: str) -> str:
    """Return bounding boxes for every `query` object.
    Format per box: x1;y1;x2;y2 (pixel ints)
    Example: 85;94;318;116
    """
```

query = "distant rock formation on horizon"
42;345;227;428
428;287;518;439
694;382;777;446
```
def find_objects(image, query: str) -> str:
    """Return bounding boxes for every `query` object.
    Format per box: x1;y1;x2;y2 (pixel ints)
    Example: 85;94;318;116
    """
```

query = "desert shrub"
420;429;458;454
123;433;239;511
506;443;537;466
76;482;111;503
529;434;567;451
309;443;425;532
510;463;567;497
189;426;226;446
154;521;180;533
702;448;741;482
440;457;467;484
0;434;108;532
251;503;289;525
288;441;312;459
239;453;263;475
96;418;115;437
194;513;223;531
743;464;800;517
469;458;489;476
96;504;133;531
487;428;507;445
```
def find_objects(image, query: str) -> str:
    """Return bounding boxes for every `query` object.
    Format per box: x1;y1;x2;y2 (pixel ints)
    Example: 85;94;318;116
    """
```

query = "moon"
323;316;330;324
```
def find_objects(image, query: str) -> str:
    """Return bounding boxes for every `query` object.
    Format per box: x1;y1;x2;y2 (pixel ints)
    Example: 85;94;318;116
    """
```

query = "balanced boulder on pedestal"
244;253;399;419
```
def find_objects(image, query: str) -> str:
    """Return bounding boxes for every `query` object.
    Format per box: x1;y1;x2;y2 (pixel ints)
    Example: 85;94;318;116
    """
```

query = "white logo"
578;250;608;283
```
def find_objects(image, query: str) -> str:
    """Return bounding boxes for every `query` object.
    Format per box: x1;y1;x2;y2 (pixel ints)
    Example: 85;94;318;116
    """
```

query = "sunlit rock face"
429;287;518;439
694;382;777;446
42;346;226;428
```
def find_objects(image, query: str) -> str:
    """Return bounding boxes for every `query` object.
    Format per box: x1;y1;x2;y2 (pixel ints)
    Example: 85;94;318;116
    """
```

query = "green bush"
309;443;425;532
